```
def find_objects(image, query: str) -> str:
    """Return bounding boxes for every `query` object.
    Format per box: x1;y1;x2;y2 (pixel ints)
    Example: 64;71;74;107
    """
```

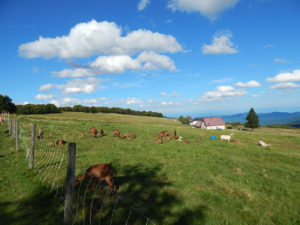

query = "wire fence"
3;113;156;225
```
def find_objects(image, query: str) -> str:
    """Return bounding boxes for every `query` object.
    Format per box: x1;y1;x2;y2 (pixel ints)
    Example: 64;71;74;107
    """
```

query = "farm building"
192;117;225;130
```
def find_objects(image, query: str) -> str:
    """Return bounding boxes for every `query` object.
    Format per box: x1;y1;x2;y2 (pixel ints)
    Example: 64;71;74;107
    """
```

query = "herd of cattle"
34;126;238;195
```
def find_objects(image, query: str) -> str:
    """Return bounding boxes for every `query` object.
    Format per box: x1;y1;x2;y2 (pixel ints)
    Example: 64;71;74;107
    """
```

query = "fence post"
29;124;36;169
12;119;15;138
16;120;19;152
64;143;76;225
8;117;11;134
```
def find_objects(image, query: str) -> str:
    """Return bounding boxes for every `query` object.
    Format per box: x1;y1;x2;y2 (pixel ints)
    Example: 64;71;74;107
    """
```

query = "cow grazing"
55;139;67;146
74;163;119;194
100;129;104;136
37;128;44;139
88;128;98;138
114;130;120;137
220;133;233;142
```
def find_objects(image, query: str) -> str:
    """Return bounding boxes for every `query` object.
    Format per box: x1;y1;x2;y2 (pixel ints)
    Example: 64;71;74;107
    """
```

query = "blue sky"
1;0;300;117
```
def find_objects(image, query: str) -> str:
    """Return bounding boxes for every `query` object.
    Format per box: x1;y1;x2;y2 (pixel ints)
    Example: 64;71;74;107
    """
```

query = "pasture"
0;112;300;225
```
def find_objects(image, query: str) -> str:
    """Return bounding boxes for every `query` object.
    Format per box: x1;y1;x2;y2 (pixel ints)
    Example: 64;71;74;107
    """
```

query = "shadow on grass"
0;164;206;225
73;164;207;225
0;187;64;225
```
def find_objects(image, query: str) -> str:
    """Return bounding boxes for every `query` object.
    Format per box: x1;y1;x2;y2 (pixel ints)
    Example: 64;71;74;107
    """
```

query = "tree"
245;108;259;128
0;94;16;113
178;115;190;125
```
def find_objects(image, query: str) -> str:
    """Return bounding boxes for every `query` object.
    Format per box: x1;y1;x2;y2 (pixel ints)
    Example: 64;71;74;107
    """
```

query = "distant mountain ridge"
221;112;300;125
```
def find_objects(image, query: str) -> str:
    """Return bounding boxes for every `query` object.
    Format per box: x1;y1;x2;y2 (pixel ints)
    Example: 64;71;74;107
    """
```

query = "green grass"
1;112;300;225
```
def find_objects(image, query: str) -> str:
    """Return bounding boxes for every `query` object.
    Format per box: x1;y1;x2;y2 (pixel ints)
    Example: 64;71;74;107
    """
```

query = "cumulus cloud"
270;82;300;90
199;85;247;102
202;32;238;54
233;80;261;88
266;70;300;83
52;52;176;78
138;0;150;11
19;20;182;59
138;51;176;71
50;97;82;107
251;94;259;98
35;94;54;100
168;0;239;20
126;98;142;105
40;78;102;94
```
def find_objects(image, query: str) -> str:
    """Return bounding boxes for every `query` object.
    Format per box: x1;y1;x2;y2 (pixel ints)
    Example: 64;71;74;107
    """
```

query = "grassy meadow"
0;112;300;225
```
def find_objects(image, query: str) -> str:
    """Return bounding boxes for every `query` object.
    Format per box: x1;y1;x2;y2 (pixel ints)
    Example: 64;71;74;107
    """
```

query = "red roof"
202;117;225;126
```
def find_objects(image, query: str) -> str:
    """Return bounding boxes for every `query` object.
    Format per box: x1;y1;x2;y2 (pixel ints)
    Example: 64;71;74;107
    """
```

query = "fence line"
3;113;156;225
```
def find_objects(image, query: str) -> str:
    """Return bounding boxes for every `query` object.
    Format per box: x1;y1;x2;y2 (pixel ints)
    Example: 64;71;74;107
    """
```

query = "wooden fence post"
64;143;76;225
12;119;15;138
8;118;11;134
29;124;36;169
16;120;19;152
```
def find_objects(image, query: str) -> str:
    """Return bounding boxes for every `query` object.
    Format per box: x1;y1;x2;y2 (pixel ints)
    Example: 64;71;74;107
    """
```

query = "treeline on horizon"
15;104;164;117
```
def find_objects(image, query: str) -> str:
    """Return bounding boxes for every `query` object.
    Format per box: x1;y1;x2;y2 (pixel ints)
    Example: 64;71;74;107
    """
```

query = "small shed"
200;117;225;130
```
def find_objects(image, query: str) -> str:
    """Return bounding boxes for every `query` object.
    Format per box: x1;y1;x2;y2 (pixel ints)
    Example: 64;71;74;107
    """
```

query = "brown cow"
88;127;98;138
55;139;67;146
159;130;169;138
74;163;119;194
37;128;44;139
114;130;120;137
196;138;201;142
100;129;104;136
184;140;190;144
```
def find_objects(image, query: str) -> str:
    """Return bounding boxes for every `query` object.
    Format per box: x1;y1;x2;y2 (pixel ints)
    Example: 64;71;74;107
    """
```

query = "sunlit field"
1;112;300;225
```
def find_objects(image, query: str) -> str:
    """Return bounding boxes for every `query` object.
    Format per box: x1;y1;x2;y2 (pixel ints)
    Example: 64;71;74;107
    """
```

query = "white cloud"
138;51;176;71
270;82;300;90
138;0;150;11
167;0;239;20
160;92;169;97
202;32;238;54
251;94;259;98
52;52;176;78
35;94;54;100
161;101;181;106
19;20;182;59
233;80;261;88
274;58;287;63
50;97;82;107
266;70;300;83
126;98;142;105
199;85;247;102
40;78;102;94
160;91;180;97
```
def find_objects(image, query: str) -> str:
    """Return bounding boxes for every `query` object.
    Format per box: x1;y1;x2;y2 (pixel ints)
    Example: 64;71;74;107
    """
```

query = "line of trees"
60;105;163;117
16;104;60;114
14;103;163;117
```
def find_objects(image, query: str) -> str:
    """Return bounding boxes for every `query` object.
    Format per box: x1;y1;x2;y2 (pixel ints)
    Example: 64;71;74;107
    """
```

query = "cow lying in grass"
74;163;119;194
88;127;98;138
55;139;67;146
